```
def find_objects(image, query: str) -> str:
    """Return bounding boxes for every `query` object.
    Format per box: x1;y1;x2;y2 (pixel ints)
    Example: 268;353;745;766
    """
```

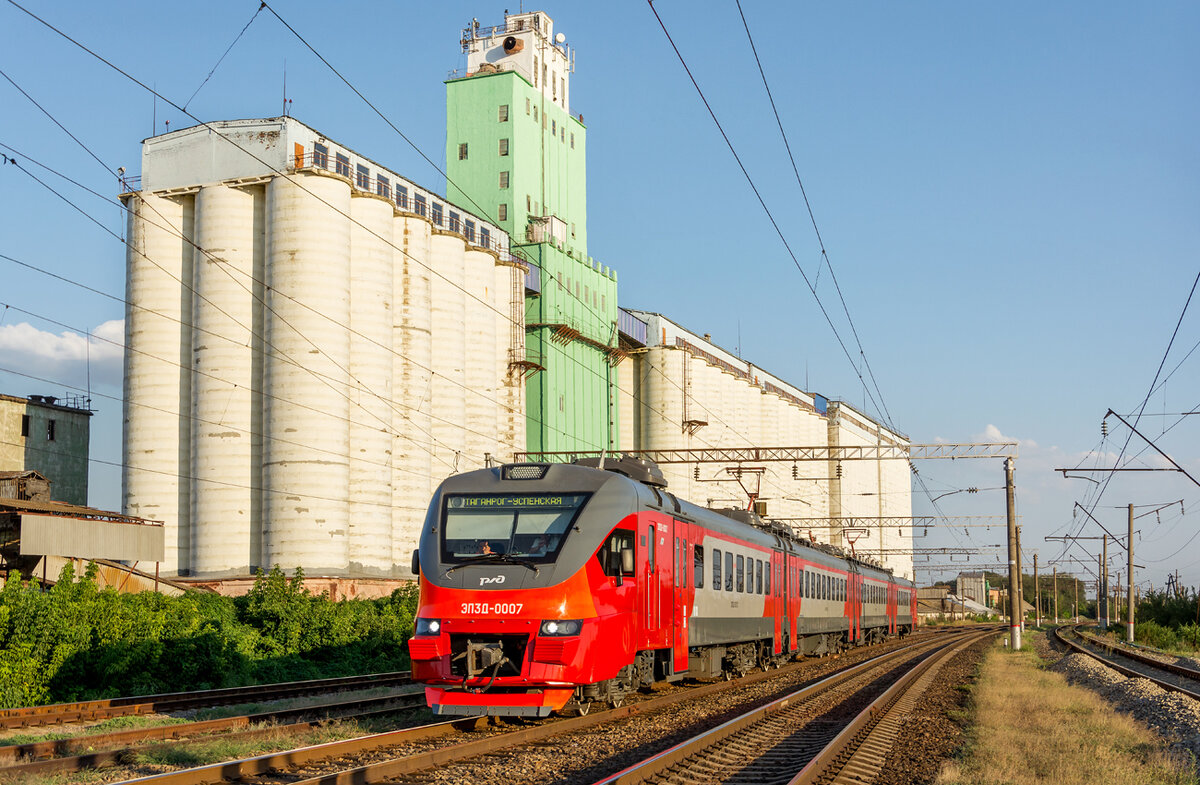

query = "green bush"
0;563;420;708
1135;620;1179;651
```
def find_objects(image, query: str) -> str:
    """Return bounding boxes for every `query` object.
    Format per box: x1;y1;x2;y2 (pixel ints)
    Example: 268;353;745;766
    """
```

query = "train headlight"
539;619;582;636
415;618;442;636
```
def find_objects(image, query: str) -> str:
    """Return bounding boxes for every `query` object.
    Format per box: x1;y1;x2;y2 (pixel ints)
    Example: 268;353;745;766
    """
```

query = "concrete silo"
122;191;194;575
189;183;262;577
262;172;352;573
348;193;395;574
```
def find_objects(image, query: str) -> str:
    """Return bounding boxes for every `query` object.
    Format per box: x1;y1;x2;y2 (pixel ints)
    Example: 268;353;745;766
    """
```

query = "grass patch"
935;644;1194;785
0;715;190;747
131;719;369;769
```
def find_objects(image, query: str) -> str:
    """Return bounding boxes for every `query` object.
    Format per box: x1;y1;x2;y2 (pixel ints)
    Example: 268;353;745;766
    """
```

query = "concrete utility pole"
1127;503;1135;643
1016;525;1025;632
1102;533;1109;630
1034;553;1040;627
1074;576;1078;622
1005;457;1021;650
1097;553;1104;628
1053;566;1059;623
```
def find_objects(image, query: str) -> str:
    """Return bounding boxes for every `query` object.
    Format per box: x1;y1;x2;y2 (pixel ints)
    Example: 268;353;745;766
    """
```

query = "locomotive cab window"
597;529;635;577
441;493;588;564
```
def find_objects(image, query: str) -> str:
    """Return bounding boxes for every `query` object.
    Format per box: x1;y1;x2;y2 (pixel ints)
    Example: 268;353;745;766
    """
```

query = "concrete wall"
0;394;90;506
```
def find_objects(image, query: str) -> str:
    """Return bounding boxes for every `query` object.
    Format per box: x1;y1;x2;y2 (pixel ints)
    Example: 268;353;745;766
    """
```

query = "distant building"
0;393;91;506
955;571;989;606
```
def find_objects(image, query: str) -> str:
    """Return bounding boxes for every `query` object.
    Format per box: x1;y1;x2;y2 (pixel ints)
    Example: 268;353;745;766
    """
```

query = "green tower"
447;10;618;455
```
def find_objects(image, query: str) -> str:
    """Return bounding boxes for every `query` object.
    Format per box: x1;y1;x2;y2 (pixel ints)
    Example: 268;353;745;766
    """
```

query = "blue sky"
1;1;1197;591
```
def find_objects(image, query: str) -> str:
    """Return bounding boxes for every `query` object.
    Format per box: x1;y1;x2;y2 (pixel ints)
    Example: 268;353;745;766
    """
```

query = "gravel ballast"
1051;652;1200;761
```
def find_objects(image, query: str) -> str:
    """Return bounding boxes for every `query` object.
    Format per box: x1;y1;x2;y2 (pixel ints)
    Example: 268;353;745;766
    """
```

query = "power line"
646;0;891;430
182;2;264;111
733;0;894;433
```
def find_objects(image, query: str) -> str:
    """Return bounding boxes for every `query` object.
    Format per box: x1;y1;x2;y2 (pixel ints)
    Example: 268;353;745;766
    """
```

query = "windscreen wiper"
444;553;540;577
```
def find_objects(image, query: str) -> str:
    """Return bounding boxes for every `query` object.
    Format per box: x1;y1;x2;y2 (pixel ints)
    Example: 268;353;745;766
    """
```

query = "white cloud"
978;424;1038;450
0;320;124;390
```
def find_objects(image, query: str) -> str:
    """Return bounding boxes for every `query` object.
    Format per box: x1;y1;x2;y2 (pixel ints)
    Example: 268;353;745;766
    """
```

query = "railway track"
80;628;982;785
590;628;995;784
1054;625;1200;701
0;670;412;730
0;689;427;776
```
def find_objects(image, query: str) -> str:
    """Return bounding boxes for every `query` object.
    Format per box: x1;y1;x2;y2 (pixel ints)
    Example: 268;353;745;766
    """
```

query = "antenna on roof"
282;59;287;117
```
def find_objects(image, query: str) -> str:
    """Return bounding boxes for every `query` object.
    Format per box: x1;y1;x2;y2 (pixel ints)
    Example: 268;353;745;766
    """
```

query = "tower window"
356;164;370;189
499;171;510;189
464;219;475;243
499;138;509;156
313;142;329;168
498;104;509;122
414;193;427;217
551;119;556;136
498;203;508;221
46;419;56;441
396;184;408;209
526;98;531;115
20;414;29;437
480;226;490;248
533;56;538;86
552;72;556;100
570;133;575;149
431;202;443;226
561;127;565;142
449;211;461;233
458;142;469;160
377;175;390;199
571;222;575;238
335;153;350;178
526;194;531;212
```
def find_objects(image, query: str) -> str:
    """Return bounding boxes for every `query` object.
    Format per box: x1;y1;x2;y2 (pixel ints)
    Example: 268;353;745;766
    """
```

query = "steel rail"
110;631;957;785
1054;626;1200;701
588;630;991;784
1073;626;1200;683
0;691;426;775
788;629;995;785
0;671;412;730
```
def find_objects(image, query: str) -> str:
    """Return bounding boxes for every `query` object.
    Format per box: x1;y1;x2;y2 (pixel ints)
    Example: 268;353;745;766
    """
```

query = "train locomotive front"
407;462;643;717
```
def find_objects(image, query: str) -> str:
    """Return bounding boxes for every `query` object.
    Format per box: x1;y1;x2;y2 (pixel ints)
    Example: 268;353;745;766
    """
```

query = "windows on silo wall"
356;164;369;189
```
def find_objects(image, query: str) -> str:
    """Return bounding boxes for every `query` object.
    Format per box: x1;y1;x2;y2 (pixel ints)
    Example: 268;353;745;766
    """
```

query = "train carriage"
408;458;916;717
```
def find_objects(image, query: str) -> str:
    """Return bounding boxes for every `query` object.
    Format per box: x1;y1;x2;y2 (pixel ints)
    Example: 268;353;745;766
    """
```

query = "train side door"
641;516;672;653
672;520;691;672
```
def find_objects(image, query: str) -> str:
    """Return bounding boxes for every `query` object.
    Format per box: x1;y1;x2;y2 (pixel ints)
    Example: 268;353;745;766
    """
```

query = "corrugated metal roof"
0;470;47;481
0;497;157;525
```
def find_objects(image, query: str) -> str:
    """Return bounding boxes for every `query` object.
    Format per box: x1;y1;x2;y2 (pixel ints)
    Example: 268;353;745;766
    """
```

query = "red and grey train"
407;457;917;717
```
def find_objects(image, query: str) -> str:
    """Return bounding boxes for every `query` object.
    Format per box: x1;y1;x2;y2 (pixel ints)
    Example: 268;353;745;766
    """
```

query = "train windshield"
441;493;590;563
